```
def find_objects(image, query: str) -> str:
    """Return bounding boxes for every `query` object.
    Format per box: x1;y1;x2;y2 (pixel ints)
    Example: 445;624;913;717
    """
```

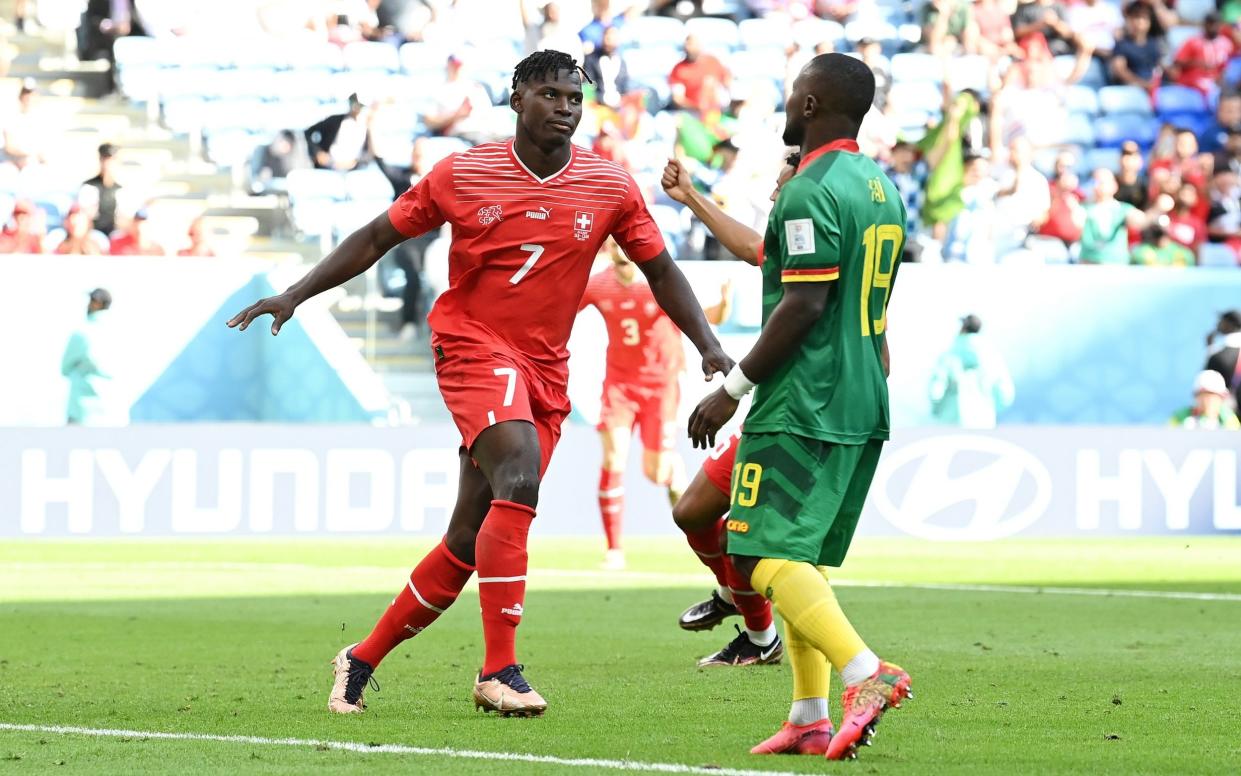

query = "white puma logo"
501;603;524;617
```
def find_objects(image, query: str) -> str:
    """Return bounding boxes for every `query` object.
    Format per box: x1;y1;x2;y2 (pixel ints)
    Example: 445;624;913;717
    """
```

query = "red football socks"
684;516;729;588
598;468;625;551
476;499;536;677
352;539;475;668
724;553;773;631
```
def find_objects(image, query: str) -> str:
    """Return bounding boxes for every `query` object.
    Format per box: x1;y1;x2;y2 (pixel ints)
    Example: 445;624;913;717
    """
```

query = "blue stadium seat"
622;46;682;81
845;19;898;42
1199;243;1238;268
400;42;452;76
1226;58;1241;88
792;18;844;52
888;81;943;114
288;169;348;203
1099;85;1152;116
618;15;685;49
1160;112;1212;136
343;42;400;74
1177;0;1216;23
1084;147;1122;174
1064;85;1101;116
285;43;345;73
1095;113;1158;148
728;50;787;83
1166;26;1200;58
344;168;393;202
685;17;741;52
1057;112;1097;147
1155;85;1208;116
1025;235;1071;264
738;18;793;50
890;52;941;84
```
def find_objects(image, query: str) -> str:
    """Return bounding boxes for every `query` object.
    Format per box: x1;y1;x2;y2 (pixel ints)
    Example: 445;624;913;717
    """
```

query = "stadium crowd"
0;0;1238;269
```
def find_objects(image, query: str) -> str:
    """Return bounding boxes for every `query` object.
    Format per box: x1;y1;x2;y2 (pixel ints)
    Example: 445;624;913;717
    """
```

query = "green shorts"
725;432;883;567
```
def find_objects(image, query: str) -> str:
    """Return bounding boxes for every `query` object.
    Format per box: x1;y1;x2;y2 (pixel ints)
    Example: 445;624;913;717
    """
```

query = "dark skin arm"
227;213;406;334
636;249;733;379
688;281;831;448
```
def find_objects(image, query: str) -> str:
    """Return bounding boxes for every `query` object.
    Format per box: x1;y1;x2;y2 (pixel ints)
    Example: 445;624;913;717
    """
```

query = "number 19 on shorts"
731;463;762;508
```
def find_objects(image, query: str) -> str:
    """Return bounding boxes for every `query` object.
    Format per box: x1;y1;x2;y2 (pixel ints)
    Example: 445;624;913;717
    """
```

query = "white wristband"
723;364;756;400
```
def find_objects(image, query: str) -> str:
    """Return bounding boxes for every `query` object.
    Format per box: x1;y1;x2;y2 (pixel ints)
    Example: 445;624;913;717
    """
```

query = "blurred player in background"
229;50;731;718
687;54;910;760
578;238;732;570
658;151;800;668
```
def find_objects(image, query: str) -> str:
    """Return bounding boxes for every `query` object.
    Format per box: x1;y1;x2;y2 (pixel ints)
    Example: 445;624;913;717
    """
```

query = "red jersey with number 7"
387;140;665;368
578;268;685;386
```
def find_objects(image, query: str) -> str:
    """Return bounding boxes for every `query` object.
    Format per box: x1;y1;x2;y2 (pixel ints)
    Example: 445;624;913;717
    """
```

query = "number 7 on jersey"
510;244;544;285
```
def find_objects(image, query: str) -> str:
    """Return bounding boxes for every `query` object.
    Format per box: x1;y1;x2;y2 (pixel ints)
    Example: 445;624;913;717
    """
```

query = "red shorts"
433;340;570;476
701;429;742;496
596;380;680;453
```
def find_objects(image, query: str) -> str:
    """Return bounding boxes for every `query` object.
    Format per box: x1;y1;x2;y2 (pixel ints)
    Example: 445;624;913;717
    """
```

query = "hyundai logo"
874;435;1052;541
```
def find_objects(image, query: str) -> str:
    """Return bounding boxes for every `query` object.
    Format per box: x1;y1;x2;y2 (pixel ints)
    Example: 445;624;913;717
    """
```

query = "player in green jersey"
687;53;912;761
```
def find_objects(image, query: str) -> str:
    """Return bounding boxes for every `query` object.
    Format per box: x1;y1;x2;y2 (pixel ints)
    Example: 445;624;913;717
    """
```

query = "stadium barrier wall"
571;263;1241;428
0;256;387;425
4;424;1239;539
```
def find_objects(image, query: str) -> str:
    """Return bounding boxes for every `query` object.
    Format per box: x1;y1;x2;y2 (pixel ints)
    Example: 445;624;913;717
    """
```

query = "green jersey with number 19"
744;138;906;445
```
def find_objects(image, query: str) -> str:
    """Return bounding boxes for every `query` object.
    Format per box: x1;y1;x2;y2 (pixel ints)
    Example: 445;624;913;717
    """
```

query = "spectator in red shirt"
109;209;166;256
1164;182;1208;254
1170;13;1236;96
177;216;215;257
669;35;730;115
54;205;104;255
0;199;45;254
1037;168;1086;245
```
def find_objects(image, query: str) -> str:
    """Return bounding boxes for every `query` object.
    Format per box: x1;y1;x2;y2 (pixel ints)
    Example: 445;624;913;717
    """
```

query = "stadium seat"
285;43;345;73
1154;85;1208;116
344;168;393;202
288;169;347;203
738;18;793;51
399;42;453;76
618;15;685;49
1226;58;1241;88
685;17;741;52
1025;235;1071;264
888;81;943;114
946;55;990;93
731;77;783;110
1053;112;1096;147
1177;0;1216;23
728;50;787;83
1083;147;1123;174
1056;55;1106;88
844;19;898;42
622;46;683;82
1199;243;1238;268
890;52;941;84
1166;26;1200;58
1064;85;1101;116
1095;113;1158;148
792;18;844;52
343;42;401;74
1099;85;1152;116
112;36;162;69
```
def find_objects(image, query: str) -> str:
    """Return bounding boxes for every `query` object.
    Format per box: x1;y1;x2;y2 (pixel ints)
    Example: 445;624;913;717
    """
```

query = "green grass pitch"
2;537;1240;774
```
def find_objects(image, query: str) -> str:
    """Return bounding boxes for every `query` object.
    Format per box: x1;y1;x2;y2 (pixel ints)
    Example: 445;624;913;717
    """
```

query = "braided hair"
785;151;802;169
511;49;592;92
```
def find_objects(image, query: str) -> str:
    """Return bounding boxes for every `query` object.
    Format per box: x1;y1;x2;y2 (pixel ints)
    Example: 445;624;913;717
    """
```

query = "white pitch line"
0;723;804;776
4;562;1240;602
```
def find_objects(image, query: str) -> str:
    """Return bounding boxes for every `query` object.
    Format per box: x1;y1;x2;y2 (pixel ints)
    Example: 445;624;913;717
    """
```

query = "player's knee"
443;526;478;566
729;553;759;582
671;496;702;533
492;468;541;507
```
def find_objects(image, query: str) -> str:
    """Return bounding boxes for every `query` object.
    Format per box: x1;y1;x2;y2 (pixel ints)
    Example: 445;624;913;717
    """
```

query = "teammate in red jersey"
228;50;731;717
659;152;792;667
578;239;732;570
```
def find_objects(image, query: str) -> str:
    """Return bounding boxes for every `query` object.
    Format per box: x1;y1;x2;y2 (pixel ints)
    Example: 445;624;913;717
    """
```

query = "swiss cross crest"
573;210;594;241
477;205;503;225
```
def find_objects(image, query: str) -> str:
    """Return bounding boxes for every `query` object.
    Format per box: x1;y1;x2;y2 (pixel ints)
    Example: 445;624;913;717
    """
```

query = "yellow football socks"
785;620;830;701
751;558;868;672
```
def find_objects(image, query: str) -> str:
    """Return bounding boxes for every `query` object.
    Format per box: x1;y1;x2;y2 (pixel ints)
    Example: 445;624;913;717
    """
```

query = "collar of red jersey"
798;138;861;172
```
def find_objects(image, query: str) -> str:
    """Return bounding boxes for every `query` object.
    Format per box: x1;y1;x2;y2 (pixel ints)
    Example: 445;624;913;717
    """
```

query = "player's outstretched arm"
636;250;733;378
661;159;762;265
227;213;406;335
688;282;831;448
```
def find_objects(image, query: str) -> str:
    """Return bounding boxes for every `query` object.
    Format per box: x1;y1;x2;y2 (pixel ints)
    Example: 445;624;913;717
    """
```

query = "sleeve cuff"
781;267;839;283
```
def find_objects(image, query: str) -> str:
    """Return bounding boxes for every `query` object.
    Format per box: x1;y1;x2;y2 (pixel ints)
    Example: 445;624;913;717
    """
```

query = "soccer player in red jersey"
578;239;732;570
661;151;820;669
228;50;731;717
